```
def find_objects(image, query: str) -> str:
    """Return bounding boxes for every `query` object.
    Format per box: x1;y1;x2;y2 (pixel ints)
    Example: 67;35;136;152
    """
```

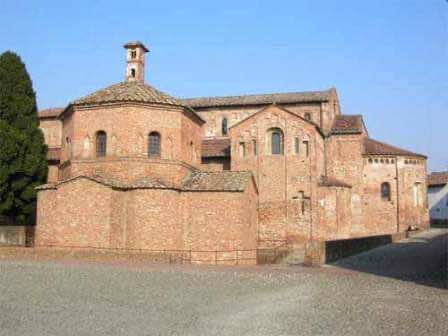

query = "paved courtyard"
0;229;446;336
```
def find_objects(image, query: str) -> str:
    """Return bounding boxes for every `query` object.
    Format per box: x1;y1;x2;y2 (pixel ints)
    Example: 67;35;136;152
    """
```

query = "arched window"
222;117;228;136
148;132;161;156
131;68;136;78
304;113;311;121
381;182;391;201
269;128;284;155
96;131;107;157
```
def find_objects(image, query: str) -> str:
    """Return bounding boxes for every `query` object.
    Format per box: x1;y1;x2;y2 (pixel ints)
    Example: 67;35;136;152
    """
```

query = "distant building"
427;172;448;224
36;41;429;264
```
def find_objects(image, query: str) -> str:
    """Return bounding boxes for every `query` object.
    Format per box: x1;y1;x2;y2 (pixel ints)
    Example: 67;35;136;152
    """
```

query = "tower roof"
123;41;149;52
71;81;183;107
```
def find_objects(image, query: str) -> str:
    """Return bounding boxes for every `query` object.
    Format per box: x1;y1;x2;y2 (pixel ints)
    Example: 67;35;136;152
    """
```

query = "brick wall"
316;186;352;240
39;118;62;148
229;105;325;247
36;176;258;265
195;102;330;138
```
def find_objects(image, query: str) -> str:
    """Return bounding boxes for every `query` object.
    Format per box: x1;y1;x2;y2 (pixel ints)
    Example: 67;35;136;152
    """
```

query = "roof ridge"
181;88;333;101
71;81;182;107
336;114;363;117
180;88;335;108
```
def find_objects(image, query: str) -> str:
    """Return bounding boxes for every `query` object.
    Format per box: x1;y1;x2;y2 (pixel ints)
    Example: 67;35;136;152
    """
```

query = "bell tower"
123;41;149;82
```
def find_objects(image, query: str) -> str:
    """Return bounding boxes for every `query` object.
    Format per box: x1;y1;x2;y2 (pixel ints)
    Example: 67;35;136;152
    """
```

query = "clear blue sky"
0;0;446;172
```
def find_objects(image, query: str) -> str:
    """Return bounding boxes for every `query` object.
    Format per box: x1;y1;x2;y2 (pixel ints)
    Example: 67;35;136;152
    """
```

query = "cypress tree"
0;51;47;224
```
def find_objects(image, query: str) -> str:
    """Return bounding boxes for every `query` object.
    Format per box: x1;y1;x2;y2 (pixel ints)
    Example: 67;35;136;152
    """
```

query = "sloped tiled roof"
202;138;231;158
180;89;334;108
36;174;171;191
331;115;364;134
363;138;426;158
182;171;253;192
38;108;64;119
37;172;253;192
46;148;60;161
72;81;182;107
319;176;352;188
427;172;448;187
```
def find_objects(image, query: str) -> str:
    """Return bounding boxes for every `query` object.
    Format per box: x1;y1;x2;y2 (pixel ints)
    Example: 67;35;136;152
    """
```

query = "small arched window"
222;117;228;136
304;113;311;121
381;182;391;201
270;128;284;155
148;132;161;156
131;68;136;78
96;131;107;157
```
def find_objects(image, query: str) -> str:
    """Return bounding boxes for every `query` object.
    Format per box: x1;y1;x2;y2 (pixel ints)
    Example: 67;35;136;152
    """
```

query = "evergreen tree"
0;51;47;224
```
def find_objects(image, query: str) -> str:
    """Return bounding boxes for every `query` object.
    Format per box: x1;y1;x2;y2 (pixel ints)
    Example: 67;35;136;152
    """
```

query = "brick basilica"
36;42;429;264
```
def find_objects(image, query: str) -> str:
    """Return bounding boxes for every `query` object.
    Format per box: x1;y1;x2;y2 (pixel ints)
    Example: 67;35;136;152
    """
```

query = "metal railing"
1;242;293;265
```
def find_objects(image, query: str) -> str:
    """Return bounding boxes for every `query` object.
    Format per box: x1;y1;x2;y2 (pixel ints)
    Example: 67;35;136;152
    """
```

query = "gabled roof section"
182;171;254;192
427;172;448;187
72;81;182;107
180;88;334;109
331;115;365;135
38;108;64;119
229;104;324;138
202;138;231;158
363;138;426;158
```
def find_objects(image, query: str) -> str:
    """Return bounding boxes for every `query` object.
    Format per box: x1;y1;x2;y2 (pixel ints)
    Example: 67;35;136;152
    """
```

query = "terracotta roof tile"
182;171;253;191
72;81;182;107
319;176;352;188
331;115;364;134
37;172;253;192
427;172;448;187
202;138;231;158
36;174;171;191
180;89;334;108
46;148;60;161
364;138;426;158
38;108;64;118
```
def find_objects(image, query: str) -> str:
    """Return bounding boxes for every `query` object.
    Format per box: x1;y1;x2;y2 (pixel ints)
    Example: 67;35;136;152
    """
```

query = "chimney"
123;41;149;82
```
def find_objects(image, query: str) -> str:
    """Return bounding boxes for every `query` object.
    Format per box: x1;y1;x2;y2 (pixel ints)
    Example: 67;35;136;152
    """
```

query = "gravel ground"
0;229;446;336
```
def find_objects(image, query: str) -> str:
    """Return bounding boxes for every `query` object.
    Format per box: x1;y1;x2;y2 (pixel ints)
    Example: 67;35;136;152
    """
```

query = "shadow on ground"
331;230;448;289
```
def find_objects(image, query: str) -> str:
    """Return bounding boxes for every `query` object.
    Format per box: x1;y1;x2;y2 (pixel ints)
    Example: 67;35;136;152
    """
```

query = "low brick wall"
0;226;27;246
302;231;418;266
325;232;410;264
